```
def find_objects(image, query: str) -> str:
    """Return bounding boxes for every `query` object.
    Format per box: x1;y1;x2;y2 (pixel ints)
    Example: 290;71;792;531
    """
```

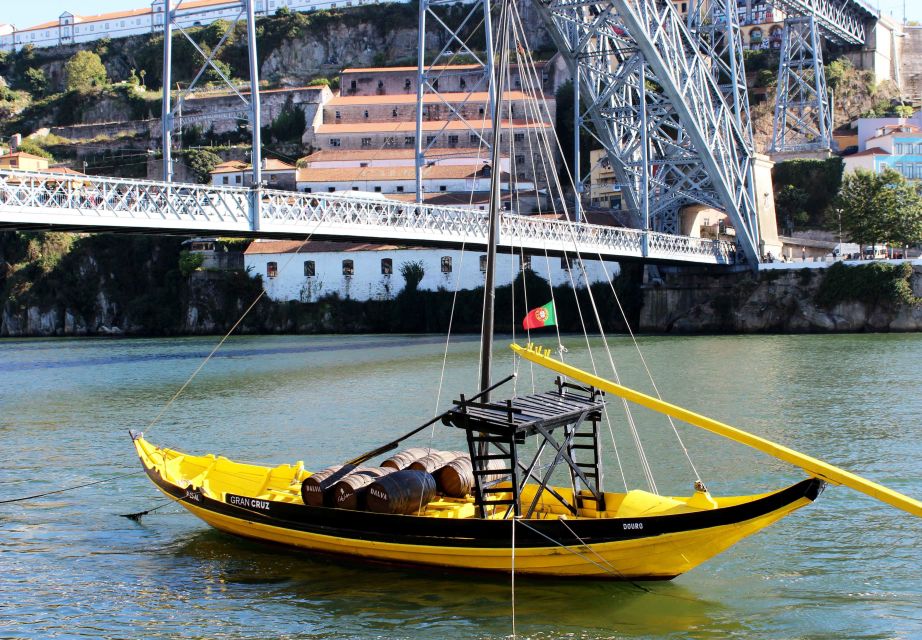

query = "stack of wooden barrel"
300;447;500;515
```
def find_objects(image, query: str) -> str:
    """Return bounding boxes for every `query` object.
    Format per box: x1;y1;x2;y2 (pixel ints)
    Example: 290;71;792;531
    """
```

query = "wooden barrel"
436;457;505;498
408;450;466;474
330;467;395;510
365;470;437;514
300;465;353;507
381;447;432;470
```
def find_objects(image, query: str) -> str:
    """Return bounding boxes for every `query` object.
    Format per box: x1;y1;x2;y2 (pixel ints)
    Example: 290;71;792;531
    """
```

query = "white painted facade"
1;0;394;51
246;245;620;302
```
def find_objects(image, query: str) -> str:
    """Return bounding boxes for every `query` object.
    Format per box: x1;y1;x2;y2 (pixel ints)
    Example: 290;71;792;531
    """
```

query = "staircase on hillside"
899;27;922;103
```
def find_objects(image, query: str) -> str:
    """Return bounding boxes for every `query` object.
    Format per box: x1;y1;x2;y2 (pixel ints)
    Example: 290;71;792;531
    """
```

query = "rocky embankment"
640;262;922;333
2;231;920;337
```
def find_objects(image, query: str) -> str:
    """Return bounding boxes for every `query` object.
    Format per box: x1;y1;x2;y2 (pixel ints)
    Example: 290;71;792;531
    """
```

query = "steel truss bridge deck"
0;171;735;265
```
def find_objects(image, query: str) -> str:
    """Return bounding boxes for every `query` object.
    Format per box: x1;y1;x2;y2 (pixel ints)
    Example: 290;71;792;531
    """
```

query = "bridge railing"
0;170;251;226
0;170;737;264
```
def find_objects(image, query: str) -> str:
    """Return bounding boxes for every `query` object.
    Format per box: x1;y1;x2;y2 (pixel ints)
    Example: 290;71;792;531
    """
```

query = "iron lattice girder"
686;0;754;147
539;0;761;263
769;0;867;45
771;15;833;152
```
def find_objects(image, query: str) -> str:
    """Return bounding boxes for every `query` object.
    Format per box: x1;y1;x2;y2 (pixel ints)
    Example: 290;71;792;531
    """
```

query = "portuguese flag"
522;301;557;330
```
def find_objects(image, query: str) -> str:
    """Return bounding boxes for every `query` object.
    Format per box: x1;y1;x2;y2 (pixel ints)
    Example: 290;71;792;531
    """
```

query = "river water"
0;333;919;639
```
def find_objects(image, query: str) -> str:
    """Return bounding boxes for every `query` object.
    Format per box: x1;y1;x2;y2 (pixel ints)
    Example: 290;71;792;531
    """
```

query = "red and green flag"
522;301;556;330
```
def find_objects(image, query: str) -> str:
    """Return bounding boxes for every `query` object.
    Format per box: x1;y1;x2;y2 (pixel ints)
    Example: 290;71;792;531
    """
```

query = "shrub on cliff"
64;51;109;93
816;262;918;309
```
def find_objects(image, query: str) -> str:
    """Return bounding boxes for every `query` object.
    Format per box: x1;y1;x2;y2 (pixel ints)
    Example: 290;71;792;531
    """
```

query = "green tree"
835;169;922;249
24;67;48;97
184;148;222;184
894;105;915;118
64;51;108;92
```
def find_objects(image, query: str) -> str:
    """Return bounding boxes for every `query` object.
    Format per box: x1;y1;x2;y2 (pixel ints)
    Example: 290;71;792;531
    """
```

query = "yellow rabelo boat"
132;2;920;578
130;341;920;580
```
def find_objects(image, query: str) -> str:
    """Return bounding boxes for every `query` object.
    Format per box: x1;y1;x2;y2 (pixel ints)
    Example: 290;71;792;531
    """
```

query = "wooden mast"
478;0;510;401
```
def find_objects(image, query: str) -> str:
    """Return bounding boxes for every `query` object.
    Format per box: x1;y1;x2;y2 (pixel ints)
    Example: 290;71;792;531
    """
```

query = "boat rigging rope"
511;5;693;493
509;9;630;490
594;256;704;484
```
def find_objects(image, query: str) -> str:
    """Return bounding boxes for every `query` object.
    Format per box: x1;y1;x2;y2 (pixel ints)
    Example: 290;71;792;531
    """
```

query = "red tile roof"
315;119;552;134
245;240;421;255
849;147;890;157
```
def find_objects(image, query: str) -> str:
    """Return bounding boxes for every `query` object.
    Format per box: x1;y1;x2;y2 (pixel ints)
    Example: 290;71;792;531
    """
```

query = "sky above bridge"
2;0;920;34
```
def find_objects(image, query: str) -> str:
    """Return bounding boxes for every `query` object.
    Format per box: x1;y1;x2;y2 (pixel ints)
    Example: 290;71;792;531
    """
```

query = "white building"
245;240;619;302
210;157;296;188
0;0;394;51
295;164;536;197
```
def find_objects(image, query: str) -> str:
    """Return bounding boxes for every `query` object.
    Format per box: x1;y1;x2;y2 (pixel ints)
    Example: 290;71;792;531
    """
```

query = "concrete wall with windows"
246;247;620;302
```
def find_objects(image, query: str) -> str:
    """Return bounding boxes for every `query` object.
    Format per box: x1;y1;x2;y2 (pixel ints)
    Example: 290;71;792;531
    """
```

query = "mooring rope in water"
0;469;144;505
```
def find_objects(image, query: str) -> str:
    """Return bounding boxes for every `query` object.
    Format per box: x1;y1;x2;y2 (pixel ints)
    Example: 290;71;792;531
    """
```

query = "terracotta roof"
315;119;552;134
0;151;51;162
245;240;422;255
327;91;547;105
342;64;483;74
849;147;890;157
297;164;498;182
45;166;86;176
299;148;491;163
341;62;547;74
185;85;328;100
210;159;295;174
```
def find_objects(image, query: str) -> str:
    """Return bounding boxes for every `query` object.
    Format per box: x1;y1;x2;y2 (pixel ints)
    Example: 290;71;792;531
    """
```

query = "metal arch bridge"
0;170;735;266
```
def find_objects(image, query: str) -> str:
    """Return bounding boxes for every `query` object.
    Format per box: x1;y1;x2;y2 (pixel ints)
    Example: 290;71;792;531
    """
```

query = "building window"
392;108;398;117
396;185;405;192
361;137;372;147
384;136;396;146
304;187;312;193
350;80;357;90
404;136;415;146
342;259;354;276
426;135;436;144
235;175;241;184
448;135;459;145
515;154;526;164
328;187;336;192
267;262;278;278
330;138;341;147
560;256;571;270
335;110;341;119
432;79;439;91
479;107;485;115
514;133;525;142
521;255;532;271
304;260;315;277
441;256;452;273
470;134;479;144
439;185;447;192
479;255;487;272
352;186;359;191
381;258;393;275
374;186;382;192
222;176;229;184
405;78;412;90
364;110;369;119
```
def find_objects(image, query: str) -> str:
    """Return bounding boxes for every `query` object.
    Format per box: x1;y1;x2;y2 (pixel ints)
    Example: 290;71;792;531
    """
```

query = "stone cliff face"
260;22;420;86
640;264;922;333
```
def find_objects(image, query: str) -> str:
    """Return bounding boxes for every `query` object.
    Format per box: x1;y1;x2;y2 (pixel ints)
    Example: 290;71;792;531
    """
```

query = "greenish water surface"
0;333;920;639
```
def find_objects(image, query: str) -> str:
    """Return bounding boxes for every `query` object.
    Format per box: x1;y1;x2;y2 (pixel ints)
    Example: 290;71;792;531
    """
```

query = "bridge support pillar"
752;153;781;261
771;15;833;155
